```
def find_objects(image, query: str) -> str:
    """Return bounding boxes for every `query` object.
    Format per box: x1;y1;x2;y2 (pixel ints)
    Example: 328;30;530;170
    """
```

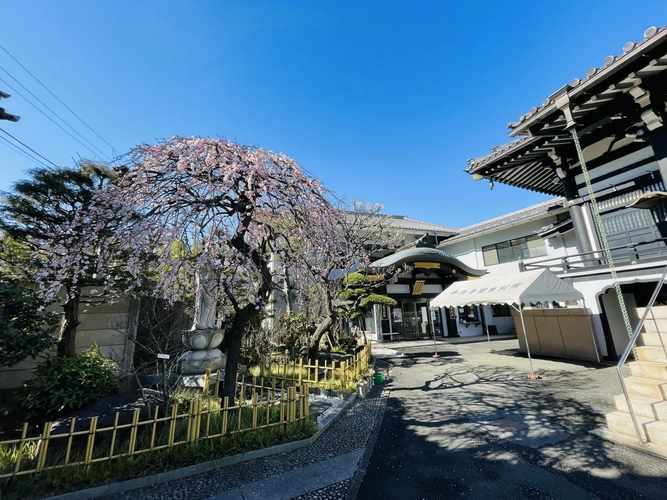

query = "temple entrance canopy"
366;245;485;341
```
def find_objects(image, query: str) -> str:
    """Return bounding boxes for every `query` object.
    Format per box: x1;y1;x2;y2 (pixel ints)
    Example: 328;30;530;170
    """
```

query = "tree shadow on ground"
359;352;667;499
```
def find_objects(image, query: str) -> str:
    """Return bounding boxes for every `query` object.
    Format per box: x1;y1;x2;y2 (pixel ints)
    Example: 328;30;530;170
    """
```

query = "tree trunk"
307;315;335;361
221;305;256;404
57;293;80;357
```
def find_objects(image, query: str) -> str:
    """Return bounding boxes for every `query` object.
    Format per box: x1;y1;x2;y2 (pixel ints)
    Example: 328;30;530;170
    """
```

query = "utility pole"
0;90;21;122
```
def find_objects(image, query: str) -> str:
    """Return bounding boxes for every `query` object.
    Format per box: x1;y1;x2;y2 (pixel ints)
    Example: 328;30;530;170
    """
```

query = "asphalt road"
354;339;667;500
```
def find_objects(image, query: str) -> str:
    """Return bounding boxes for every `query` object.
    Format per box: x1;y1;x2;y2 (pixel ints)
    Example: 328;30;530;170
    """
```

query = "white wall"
0;293;138;390
442;215;575;276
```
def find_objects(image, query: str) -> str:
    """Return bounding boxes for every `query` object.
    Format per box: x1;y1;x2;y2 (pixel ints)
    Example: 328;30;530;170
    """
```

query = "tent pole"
581;298;601;363
430;301;440;359
513;303;535;376
483;306;493;352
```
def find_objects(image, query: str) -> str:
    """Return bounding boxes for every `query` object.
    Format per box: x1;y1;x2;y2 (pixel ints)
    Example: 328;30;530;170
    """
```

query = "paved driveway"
354;339;667;499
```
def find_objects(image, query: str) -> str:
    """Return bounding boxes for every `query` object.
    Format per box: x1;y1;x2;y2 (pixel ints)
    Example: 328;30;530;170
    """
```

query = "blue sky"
1;1;666;228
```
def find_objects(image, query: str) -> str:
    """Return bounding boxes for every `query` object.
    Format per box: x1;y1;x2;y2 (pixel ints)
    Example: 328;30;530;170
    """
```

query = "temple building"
444;25;667;361
367;236;485;341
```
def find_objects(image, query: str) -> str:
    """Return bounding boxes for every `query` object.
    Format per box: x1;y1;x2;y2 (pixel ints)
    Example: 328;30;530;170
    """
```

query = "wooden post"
128;410;140;455
168;405;178;447
109;413;120;459
287;387;296;423
302;384;309;419
280;388;286;425
221;397;229;436
315;359;319;384
203;369;211;396
35;422;53;472
65;418;76;464
298;358;303;384
150;407;159;449
252;392;258;429
84;417;98;467
13;423;28;475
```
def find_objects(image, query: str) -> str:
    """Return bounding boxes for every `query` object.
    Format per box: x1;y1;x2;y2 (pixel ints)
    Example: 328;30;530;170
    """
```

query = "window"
491;304;511;317
482;235;547;266
458;305;479;322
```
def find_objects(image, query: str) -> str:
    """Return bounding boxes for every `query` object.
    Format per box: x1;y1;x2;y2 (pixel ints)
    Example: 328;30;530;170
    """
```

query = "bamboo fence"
257;341;372;387
0;376;309;480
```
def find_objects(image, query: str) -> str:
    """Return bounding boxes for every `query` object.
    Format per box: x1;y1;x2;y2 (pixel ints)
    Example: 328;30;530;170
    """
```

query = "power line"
0;75;109;160
0;133;51;168
0;44;117;154
0;127;58;168
0;67;110;159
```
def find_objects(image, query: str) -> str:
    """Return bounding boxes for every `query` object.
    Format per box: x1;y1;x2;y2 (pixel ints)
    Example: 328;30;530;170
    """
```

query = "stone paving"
104;363;390;500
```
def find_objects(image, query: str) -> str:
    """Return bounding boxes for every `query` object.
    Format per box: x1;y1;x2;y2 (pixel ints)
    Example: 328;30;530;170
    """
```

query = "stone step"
640;332;667;348
656;400;667;421
607;411;650;440
590;427;667;460
606;411;667;446
641;318;667;334
625;376;667;400
629;360;667;380
637;346;667;362
615;394;664;419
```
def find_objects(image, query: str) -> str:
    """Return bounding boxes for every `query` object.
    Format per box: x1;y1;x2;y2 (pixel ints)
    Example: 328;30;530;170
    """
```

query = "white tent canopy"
430;269;593;374
430;269;583;308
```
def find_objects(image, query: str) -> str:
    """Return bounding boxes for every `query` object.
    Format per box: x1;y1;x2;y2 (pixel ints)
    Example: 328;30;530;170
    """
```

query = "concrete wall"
0;293;139;390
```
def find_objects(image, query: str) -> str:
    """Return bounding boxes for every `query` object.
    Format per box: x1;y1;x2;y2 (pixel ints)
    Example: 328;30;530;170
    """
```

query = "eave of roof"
509;26;667;137
440;197;566;244
465;25;667;194
351;212;458;235
370;247;486;277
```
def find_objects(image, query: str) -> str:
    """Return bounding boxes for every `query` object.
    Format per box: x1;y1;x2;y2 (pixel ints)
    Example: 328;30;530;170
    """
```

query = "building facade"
450;25;667;360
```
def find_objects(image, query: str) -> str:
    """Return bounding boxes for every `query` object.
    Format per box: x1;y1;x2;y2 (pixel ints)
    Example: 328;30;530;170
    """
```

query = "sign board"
412;280;425;295
414;262;440;270
157;353;170;360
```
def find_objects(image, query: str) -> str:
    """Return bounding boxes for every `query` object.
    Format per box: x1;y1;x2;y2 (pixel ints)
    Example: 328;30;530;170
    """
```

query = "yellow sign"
415;262;440;269
412;280;425;295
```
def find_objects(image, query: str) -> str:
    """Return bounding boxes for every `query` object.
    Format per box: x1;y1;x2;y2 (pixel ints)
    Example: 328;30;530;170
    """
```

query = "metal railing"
520;237;667;274
616;265;667;445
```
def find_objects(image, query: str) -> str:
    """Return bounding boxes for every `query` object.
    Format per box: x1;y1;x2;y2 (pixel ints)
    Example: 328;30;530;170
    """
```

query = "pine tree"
0;162;116;357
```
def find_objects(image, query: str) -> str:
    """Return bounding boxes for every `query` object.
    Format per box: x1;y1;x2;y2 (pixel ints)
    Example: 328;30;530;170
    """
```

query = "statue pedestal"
180;370;224;388
177;329;226;375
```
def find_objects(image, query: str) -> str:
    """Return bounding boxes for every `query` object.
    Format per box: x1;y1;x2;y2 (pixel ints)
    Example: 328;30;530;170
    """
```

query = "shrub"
278;313;310;360
6;344;119;425
0;279;59;367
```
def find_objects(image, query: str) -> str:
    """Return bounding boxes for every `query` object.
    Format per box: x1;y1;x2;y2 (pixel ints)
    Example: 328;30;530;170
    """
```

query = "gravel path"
105;363;390;500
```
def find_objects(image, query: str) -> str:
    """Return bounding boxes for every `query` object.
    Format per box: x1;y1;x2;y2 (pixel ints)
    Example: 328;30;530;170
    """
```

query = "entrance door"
401;302;420;340
445;306;459;337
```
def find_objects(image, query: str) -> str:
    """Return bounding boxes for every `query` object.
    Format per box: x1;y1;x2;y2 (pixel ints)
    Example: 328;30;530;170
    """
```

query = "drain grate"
485;418;528;432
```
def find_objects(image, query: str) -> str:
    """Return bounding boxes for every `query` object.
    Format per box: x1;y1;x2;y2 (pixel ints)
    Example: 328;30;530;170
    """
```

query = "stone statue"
192;260;218;330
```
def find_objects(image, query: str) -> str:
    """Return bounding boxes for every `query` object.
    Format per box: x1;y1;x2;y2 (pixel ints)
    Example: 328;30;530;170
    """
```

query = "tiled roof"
370;247;486;277
441;198;566;244
350;212;458;235
385;215;458;235
466;136;542;172
508;25;666;137
464;25;667;195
